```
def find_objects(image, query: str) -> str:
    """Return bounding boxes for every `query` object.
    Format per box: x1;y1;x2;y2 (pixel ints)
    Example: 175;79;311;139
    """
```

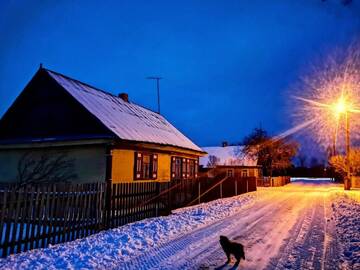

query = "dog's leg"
225;252;231;264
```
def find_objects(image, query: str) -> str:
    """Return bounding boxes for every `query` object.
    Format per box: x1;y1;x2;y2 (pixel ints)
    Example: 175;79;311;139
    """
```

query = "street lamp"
332;96;351;190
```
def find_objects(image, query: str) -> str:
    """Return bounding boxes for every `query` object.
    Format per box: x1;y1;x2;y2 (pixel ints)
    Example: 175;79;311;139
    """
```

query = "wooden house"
199;144;262;178
0;67;205;184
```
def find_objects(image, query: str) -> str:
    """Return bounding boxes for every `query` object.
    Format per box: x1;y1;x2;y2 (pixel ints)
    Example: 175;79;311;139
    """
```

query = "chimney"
222;141;228;147
119;93;129;102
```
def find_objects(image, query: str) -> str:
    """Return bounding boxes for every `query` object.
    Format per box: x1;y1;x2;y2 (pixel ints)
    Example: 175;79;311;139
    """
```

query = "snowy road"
1;181;358;270
120;181;342;270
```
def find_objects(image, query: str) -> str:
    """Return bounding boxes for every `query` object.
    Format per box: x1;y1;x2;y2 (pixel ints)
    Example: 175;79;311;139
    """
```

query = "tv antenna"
146;76;162;114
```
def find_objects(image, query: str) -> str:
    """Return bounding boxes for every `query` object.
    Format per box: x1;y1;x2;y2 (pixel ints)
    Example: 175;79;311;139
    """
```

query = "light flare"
292;43;360;151
333;97;347;115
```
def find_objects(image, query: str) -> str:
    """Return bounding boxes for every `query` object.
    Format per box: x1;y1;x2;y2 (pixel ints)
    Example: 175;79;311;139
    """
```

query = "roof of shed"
45;69;204;153
200;145;258;167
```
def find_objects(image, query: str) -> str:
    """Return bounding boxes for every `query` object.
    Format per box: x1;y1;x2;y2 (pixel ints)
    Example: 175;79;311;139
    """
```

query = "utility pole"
345;111;351;190
332;131;337;156
146;76;162;114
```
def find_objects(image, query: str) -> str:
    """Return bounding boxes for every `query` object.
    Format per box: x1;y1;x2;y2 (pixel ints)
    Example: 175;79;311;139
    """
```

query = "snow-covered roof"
200;146;258;167
46;69;204;153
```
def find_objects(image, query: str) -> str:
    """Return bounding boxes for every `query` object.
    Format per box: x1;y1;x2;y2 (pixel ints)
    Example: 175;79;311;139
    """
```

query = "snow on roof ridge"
44;68;160;115
44;68;204;153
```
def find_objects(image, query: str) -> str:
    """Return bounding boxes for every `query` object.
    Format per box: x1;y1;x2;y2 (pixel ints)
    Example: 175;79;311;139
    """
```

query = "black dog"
219;235;245;266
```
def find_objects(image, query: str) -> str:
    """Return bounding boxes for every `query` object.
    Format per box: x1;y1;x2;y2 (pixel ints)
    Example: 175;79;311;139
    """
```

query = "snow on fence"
0;176;257;258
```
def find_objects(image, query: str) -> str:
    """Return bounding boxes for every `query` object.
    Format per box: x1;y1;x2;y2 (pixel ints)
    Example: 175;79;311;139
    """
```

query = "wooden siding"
0;145;107;184
111;149;197;183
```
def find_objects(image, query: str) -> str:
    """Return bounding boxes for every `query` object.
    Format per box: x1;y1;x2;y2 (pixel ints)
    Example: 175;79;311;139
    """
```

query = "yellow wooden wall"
111;149;173;183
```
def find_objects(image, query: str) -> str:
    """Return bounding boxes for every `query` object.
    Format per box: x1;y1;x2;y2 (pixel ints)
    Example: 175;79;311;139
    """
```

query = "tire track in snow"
267;192;340;270
120;196;276;270
118;192;301;270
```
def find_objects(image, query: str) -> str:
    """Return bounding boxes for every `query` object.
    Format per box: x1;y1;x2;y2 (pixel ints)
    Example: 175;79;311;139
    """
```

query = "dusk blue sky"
1;0;360;150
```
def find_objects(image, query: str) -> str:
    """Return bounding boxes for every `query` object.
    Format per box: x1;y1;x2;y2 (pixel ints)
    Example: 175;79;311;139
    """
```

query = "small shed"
199;145;262;178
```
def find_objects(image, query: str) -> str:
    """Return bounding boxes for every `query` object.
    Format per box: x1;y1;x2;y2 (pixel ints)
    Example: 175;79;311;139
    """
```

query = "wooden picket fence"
0;183;105;258
257;176;291;187
106;182;160;228
0;175;257;257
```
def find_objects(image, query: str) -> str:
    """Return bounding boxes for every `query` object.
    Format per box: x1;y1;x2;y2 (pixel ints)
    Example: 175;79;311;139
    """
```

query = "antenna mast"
146;76;162;113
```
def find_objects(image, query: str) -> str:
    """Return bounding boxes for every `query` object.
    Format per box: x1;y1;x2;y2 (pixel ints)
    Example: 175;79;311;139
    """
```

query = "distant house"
0;67;205;184
199;143;262;178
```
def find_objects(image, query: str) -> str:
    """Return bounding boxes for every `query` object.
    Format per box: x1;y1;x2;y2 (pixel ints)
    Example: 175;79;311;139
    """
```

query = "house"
199;143;262;178
0;67;205;184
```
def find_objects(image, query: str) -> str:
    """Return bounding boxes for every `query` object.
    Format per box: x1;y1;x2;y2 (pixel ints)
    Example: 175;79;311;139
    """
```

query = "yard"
0;180;359;269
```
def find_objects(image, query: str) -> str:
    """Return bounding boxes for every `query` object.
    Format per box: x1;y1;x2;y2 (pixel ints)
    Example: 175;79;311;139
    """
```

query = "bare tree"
241;127;298;177
207;155;220;168
16;152;77;186
329;148;360;177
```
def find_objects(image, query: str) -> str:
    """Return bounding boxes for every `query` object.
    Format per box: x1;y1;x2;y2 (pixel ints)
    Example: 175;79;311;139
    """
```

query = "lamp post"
345;111;351;190
333;96;351;190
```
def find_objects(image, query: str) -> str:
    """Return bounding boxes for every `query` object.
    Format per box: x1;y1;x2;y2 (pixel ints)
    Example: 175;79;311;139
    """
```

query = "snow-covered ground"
0;180;359;270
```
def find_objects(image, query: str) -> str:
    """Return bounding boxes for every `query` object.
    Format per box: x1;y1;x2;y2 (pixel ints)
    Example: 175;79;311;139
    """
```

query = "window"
182;158;187;178
142;154;151;179
171;157;182;179
227;170;233;177
134;152;158;180
241;170;248;177
194;159;198;178
171;157;198;179
189;160;195;178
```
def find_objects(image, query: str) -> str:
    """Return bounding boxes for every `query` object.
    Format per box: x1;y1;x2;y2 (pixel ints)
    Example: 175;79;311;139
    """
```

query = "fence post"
104;181;112;228
104;147;113;229
155;182;160;217
198;180;201;204
220;182;223;198
167;181;172;214
246;179;249;193
235;179;238;196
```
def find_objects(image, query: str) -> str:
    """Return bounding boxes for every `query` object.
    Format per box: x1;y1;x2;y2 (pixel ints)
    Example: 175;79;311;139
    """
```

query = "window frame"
171;157;199;180
134;152;158;180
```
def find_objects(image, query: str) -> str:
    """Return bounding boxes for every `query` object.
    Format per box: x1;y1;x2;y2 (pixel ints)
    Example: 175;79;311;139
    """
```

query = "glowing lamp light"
336;99;346;113
332;97;350;117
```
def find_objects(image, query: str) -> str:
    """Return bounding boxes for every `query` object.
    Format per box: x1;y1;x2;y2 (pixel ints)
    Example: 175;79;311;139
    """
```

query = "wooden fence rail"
0;183;105;258
0;175;257;257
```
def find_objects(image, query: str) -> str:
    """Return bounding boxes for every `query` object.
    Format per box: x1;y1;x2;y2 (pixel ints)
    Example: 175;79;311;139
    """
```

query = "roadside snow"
0;193;255;269
331;194;360;269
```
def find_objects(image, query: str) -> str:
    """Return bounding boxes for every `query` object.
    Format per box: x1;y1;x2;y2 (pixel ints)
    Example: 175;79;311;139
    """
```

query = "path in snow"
118;181;340;270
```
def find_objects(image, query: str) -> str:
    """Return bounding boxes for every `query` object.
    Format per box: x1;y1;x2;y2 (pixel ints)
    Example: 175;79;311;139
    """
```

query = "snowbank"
331;194;360;269
0;193;255;269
